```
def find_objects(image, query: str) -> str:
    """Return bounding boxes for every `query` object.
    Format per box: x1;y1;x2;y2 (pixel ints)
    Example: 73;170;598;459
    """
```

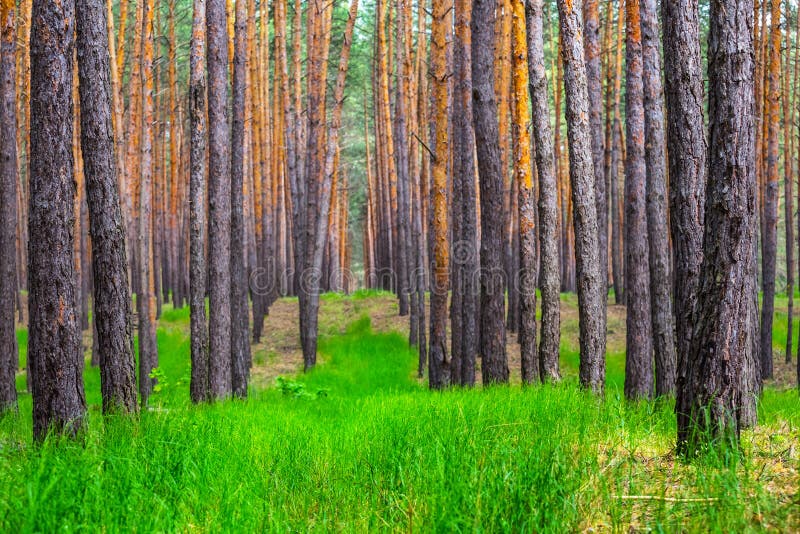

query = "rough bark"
512;0;538;384
760;0;780;381
556;0;606;393
29;0;87;438
583;0;607;300
452;0;478;386
137;0;158;407
473;0;509;385
639;0;676;396
76;0;137;413
429;0;454;387
394;0;411;317
624;0;653;400
525;0;560;382
230;0;249;398
189;0;209;403
207;0;232;397
663;0;706;397
676;0;756;454
0;0;18;413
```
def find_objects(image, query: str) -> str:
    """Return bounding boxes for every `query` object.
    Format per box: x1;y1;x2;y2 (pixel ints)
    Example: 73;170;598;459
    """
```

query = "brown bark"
301;0;359;372
473;0;509;385
512;0;538;384
525;0;560;382
137;0;158;407
230;0;249;397
760;0;780;380
0;0;18;412
189;0;209;403
639;0;676;396
207;0;232;396
556;0;607;393
677;0;757;454
624;0;653;400
452;0;478;386
583;0;607;298
429;0;454;387
29;0;87;439
76;0;138;413
663;0;706;395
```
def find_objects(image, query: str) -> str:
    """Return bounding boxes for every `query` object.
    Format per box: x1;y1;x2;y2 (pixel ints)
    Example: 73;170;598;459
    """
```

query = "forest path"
249;289;798;390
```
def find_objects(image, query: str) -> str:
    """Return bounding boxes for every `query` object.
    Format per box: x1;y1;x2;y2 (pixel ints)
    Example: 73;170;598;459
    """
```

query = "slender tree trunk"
677;0;757;454
302;0;359;372
137;0;158;407
663;0;706;399
473;0;509;385
609;0;625;304
394;0;411;317
207;0;232;396
230;0;249;398
784;16;794;365
760;0;780;381
583;0;607;300
76;0;137;413
0;0;18;413
189;0;209;403
29;0;87;439
556;0;607;393
429;0;454;387
452;0;478;386
512;0;538;384
639;0;676;396
623;0;653;400
525;0;560;382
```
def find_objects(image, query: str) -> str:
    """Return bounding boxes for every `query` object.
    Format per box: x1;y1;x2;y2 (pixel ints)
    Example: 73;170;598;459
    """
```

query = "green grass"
0;294;798;532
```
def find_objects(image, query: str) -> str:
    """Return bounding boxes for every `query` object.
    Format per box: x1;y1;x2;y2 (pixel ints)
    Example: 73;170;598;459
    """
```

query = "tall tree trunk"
394;0;411;317
189;0;209;403
76;0;137;413
0;0;18;413
207;0;232;397
302;0;358;372
29;0;87;439
663;0;706;399
760;0;780;381
137;0;158;407
556;0;607;393
609;0;625;304
525;0;560;382
583;0;607;301
784;15;794;365
623;0;653;400
429;0;454;387
452;0;478;386
512;0;538;384
473;0;509;385
677;0;757;454
639;0;676;396
230;0;249;398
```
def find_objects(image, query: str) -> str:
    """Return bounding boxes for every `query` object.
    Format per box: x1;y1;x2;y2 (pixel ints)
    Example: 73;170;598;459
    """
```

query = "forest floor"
0;290;798;531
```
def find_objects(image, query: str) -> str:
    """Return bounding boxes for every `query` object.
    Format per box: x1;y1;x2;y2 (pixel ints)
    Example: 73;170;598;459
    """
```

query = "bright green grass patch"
0;297;798;531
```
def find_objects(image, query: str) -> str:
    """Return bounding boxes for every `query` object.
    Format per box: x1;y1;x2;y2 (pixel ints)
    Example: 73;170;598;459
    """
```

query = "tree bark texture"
473;0;509;385
525;0;560;383
76;0;138;413
29;0;87;439
556;0;606;393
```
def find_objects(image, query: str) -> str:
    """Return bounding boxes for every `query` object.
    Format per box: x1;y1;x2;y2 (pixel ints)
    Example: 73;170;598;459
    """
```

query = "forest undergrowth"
0;291;797;532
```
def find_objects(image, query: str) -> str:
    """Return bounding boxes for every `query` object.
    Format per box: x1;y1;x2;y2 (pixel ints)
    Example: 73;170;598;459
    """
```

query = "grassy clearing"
0;293;797;531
